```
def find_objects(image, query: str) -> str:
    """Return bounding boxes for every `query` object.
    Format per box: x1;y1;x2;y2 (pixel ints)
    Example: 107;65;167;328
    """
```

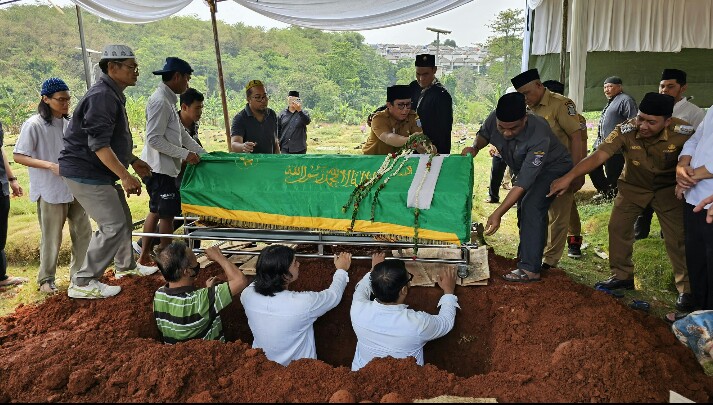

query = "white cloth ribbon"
407;155;445;210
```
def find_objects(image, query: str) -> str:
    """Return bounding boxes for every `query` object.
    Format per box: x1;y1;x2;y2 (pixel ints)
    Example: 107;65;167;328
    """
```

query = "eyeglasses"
251;94;269;101
114;61;139;73
395;102;412;110
50;97;71;104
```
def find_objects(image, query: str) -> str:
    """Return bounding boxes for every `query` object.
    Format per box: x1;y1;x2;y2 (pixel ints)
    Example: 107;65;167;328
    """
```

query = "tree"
482;8;525;89
443;39;457;47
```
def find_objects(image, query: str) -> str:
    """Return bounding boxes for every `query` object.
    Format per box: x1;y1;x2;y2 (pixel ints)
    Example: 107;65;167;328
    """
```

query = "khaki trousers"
543;190;574;266
36;198;92;284
64;180;136;285
608;193;689;293
569;199;581;236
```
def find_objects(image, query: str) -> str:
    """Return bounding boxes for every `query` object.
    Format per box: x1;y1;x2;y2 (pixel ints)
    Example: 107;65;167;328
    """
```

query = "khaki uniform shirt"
578;114;588;144
363;110;421;155
529;89;581;152
597;117;695;207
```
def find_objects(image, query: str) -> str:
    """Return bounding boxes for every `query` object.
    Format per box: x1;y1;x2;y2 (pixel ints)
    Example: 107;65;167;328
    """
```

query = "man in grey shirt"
591;76;637;201
137;57;205;268
462;92;572;283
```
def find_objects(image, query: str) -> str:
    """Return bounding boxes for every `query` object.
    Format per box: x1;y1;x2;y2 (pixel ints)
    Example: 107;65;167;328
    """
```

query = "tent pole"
208;0;232;151
559;0;569;83
76;5;92;91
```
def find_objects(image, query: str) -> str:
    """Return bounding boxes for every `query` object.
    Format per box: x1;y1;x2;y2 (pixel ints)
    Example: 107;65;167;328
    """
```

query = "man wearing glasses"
230;80;280;154
362;85;422;155
59;44;156;299
350;252;458;371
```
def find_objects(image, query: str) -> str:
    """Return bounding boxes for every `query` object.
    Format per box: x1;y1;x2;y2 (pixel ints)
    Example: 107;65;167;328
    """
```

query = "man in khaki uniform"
549;93;694;310
512;69;584;270
363;85;422;155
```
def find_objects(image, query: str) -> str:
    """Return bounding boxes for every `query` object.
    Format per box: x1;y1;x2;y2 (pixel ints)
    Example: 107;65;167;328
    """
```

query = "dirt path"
1;247;710;402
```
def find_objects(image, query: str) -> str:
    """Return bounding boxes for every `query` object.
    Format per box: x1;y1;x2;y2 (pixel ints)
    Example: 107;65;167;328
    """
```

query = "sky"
10;0;524;46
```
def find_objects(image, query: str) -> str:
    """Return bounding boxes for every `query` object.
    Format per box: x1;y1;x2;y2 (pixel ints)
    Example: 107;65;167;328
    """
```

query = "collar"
536;88;553;107
422;77;441;91
159;82;178;104
635;127;669;142
99;73;126;102
374;299;408;310
160;283;197;296
675;98;688;107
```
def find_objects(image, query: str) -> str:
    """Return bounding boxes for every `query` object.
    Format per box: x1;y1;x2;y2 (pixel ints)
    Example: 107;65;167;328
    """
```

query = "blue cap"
41;78;69;96
152;57;193;75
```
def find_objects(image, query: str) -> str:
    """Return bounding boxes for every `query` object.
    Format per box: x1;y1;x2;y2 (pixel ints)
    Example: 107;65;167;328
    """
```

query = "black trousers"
589;153;624;193
0;195;9;281
684;203;713;310
488;155;507;201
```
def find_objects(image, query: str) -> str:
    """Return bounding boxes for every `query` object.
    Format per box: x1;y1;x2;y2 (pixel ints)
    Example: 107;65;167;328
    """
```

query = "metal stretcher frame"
133;217;479;266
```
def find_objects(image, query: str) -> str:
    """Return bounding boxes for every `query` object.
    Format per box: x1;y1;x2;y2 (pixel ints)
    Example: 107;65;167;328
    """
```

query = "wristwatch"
7;177;17;182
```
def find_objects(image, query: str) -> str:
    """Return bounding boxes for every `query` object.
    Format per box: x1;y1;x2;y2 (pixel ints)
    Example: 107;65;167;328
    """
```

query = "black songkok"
661;69;687;85
415;54;436;67
496;92;527;122
511;68;540;89
638;92;675;117
386;85;412;102
542;80;565;95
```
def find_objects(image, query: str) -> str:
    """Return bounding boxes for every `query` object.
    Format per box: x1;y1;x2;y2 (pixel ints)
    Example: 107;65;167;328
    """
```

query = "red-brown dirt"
1;246;712;403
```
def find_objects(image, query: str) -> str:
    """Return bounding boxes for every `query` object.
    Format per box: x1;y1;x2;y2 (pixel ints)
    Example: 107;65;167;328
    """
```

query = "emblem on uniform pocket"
532;151;545;167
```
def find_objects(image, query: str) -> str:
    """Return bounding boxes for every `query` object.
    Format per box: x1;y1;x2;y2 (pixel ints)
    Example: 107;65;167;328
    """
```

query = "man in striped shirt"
153;243;248;344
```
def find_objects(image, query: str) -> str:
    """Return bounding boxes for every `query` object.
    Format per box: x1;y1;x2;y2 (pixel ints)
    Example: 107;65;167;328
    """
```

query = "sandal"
0;276;28;287
502;269;541;283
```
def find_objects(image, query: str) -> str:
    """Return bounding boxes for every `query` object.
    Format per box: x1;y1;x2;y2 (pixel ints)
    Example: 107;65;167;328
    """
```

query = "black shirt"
278;108;311;153
230;104;278;154
412;80;453;154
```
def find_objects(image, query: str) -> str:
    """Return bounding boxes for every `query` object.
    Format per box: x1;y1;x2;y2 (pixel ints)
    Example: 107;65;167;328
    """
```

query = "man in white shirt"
350;253;459;371
636;68;707;240
676;106;713;314
138;57;206;267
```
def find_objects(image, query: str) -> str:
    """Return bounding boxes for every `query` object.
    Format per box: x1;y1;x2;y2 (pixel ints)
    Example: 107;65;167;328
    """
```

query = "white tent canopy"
530;0;713;55
71;0;473;30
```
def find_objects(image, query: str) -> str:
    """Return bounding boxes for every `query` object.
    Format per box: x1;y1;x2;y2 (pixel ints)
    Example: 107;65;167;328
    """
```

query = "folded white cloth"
407;155;446;209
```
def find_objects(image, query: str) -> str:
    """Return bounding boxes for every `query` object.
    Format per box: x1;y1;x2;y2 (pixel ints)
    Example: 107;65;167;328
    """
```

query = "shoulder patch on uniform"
619;122;636;134
604;132;618;144
674;124;695;136
532;151;545;167
566;101;577;116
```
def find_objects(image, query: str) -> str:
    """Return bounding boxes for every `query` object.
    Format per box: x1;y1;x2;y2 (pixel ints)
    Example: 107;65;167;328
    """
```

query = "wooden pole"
559;0;569;84
208;0;232;151
76;5;92;91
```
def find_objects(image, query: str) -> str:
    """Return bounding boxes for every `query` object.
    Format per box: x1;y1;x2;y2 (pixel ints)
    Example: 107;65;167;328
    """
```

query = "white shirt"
350;272;459;371
240;269;348;366
681;106;713;208
13;115;73;203
141;83;206;177
673;98;706;129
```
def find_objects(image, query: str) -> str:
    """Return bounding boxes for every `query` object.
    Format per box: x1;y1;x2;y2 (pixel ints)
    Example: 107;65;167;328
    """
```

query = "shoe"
567;235;583;259
483;197;499;204
502;269;541;283
68;280;121;299
115;262;159;279
541;263;553;272
132;241;142;256
675;293;695;312
39;281;58;294
594;276;634;290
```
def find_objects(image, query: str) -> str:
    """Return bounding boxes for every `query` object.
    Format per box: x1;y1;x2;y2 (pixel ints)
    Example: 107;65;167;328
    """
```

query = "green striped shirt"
153;282;233;344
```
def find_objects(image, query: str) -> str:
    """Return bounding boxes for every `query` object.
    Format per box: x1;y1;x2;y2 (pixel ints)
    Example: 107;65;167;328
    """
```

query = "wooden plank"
391;246;490;287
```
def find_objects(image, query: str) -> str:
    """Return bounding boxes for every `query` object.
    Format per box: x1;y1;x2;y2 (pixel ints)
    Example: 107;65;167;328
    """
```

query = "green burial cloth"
181;152;473;244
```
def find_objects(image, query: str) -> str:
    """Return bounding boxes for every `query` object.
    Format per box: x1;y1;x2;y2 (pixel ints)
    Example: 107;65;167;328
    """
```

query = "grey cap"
604;76;622;85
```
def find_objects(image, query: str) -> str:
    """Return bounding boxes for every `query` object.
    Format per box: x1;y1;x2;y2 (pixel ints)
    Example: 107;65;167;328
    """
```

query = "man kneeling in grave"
153;242;248;344
350;252;459;371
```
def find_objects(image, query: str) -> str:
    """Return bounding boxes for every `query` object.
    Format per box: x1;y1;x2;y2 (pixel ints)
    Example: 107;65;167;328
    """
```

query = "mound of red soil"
1;247;711;402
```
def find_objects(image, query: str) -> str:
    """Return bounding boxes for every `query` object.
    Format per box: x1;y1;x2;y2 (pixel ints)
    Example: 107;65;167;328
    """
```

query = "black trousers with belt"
684;203;713;310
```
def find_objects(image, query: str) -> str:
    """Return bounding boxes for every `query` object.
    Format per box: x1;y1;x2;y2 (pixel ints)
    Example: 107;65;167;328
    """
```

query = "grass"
0;122;680;317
